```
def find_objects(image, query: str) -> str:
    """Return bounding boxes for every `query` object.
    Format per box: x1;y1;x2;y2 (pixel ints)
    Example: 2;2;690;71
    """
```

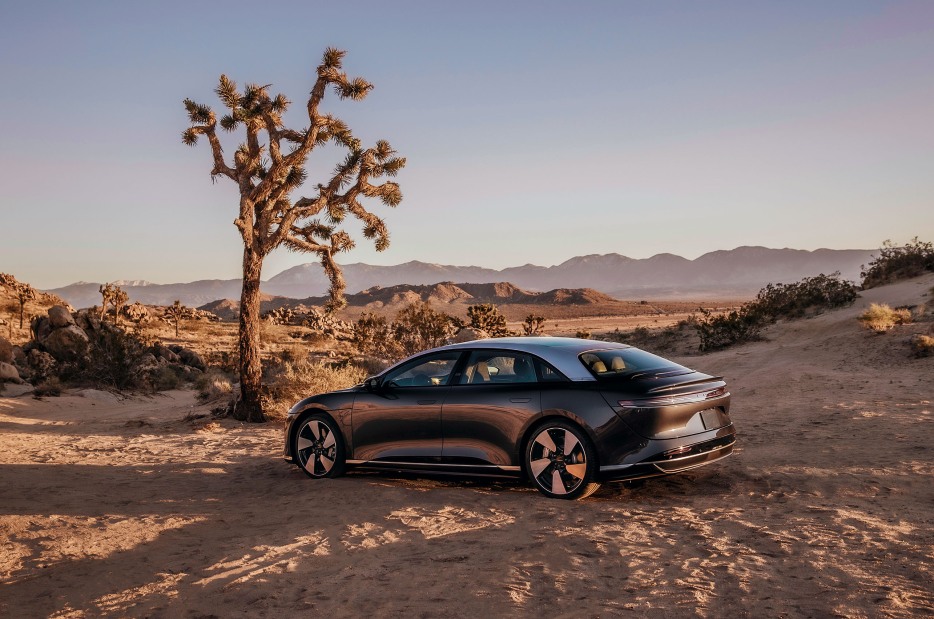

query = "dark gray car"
283;337;736;499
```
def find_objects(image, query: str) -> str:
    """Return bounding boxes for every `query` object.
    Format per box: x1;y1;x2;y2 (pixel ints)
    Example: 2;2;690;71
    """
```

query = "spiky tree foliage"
183;48;405;422
12;281;36;329
99;283;128;326
522;314;545;336
467;303;512;337
166;300;185;338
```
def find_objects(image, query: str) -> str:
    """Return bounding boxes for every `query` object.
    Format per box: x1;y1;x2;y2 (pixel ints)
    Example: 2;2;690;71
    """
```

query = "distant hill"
47;246;875;308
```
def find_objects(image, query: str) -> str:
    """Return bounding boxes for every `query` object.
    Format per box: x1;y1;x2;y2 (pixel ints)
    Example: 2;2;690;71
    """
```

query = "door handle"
417;400;437;405
509;398;531;403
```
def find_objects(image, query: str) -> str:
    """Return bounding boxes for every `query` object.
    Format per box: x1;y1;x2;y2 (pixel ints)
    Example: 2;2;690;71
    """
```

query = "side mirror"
363;376;381;392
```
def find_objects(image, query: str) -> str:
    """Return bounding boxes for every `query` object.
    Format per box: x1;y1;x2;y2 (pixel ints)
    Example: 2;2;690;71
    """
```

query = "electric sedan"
283;337;736;499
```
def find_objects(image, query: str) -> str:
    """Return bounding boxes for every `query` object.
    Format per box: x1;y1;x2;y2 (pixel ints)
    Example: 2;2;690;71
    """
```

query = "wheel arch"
289;406;350;458
516;413;600;480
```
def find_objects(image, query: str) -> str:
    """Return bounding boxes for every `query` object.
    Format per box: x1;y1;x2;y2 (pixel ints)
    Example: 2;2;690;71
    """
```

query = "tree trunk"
234;247;266;422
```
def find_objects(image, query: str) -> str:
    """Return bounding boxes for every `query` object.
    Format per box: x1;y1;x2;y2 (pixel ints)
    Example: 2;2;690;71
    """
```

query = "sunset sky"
1;1;932;289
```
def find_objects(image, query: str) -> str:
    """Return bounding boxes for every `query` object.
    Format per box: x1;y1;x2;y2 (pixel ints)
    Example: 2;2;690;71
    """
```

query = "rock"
77;389;121;403
174;347;206;372
0;336;12;364
1;383;33;397
137;353;159;370
48;305;75;329
0;361;23;384
124;302;150;323
41;325;90;361
31;316;52;342
450;327;490;343
74;309;102;333
12;345;25;366
153;344;180;364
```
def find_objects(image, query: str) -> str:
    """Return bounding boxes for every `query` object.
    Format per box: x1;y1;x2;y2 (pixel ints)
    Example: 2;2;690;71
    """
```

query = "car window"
458;351;538;385
579;348;686;378
383;352;461;388
535;357;569;383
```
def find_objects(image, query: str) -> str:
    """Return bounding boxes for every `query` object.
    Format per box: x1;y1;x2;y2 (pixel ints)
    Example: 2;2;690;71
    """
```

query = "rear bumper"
598;426;736;482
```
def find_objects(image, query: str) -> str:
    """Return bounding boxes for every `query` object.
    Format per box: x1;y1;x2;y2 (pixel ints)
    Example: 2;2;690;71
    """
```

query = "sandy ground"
1;276;932;618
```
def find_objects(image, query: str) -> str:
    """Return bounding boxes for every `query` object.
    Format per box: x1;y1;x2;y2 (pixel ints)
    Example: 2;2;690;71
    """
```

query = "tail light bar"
618;387;728;408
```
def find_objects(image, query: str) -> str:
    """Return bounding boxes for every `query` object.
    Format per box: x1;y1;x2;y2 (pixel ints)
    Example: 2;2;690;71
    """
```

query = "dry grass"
264;348;367;419
858;303;913;333
909;333;934;357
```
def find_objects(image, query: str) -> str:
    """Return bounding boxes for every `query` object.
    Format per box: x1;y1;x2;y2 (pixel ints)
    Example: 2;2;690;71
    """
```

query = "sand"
1;275;932;618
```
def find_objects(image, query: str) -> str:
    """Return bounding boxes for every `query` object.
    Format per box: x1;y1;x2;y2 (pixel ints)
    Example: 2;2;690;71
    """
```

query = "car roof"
433;336;630;381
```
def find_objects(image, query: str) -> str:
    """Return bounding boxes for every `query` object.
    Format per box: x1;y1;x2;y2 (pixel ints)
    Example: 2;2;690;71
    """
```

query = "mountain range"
46;246;875;309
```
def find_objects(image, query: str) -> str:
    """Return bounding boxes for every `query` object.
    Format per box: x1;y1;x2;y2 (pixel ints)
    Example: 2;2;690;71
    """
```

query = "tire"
293;413;345;478
525;421;600;500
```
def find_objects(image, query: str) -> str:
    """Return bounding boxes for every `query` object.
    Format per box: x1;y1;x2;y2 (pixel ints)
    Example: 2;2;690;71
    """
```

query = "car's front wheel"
525;421;600;500
294;414;345;478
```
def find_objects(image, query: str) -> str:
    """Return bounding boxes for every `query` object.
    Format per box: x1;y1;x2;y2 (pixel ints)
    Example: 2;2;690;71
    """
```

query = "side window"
383;352;461;388
458;351;538;385
534;357;570;383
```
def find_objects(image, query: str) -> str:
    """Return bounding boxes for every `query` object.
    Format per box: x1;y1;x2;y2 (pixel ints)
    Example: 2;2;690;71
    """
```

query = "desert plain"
1;275;933;618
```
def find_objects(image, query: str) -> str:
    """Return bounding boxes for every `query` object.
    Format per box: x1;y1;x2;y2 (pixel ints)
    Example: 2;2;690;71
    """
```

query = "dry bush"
265;348;367;418
33;377;62;397
909;334;934;357
696;273;858;351
195;370;234;402
858;303;913;333
861;238;934;289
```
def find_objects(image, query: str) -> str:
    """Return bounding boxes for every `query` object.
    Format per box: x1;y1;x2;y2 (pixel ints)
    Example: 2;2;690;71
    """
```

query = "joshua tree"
522;314;546;336
467;303;512;337
99;283;128;326
13;282;36;329
183;48;405;422
165;300;185;337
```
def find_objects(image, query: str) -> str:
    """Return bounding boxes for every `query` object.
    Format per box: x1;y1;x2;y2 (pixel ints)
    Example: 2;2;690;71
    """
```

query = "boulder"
48;305;75;329
124;302;150;323
171;347;206;372
42;325;90;361
153;344;180;364
74;310;101;333
0;361;23;384
0;336;12;364
31;316;52;343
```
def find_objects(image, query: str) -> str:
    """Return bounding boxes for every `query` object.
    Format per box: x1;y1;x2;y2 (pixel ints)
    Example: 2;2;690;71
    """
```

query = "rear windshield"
579;348;687;379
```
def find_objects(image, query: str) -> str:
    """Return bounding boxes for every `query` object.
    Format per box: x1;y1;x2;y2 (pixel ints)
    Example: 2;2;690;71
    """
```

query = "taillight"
618;387;727;408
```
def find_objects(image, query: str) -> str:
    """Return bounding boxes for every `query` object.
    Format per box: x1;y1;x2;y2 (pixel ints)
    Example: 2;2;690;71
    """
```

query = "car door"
441;350;541;467
351;351;462;463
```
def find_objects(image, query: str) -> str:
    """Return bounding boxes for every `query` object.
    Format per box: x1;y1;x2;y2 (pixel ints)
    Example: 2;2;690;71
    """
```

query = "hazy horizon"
2;1;933;289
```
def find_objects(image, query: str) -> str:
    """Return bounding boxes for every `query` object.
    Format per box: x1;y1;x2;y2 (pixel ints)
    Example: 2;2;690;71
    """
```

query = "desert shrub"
861;238;934;289
467;303;513;337
858;303;913;333
392;302;458;357
696;273;858;351
695;306;764;351
753;273;858;320
148;365;186;392
58;328;148;390
195;369;234;401
352;312;396;359
575;329;592;340
909;334;934;358
33;377;62;397
265;349;367;416
354;303;458;361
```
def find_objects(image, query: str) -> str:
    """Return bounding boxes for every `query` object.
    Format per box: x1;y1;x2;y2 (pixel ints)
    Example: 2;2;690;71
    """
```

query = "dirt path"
1;276;932;618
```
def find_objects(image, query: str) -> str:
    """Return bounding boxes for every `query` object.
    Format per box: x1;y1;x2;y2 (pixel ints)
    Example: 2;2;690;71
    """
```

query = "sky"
1;1;932;289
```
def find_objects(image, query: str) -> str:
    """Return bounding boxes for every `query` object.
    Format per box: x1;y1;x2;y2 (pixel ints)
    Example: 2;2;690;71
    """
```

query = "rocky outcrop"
450;327;490;343
124;302;150;323
262;306;353;339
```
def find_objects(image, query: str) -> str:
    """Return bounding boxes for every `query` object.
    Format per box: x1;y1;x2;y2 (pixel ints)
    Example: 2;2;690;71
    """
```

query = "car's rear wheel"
525;421;600;500
294;414;345;478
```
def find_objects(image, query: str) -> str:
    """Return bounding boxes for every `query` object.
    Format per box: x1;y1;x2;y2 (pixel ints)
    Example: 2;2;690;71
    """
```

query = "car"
283;336;736;500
